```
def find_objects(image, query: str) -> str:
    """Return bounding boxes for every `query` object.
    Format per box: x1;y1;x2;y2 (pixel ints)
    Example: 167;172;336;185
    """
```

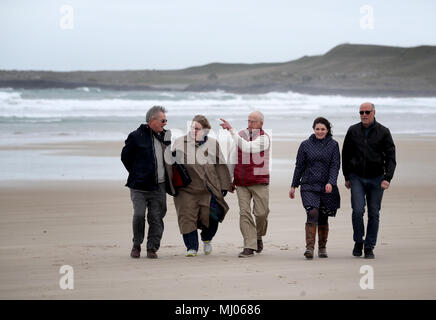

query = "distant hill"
1;43;436;96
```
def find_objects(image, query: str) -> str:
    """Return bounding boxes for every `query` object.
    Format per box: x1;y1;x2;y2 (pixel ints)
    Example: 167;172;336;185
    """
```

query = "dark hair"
312;117;332;137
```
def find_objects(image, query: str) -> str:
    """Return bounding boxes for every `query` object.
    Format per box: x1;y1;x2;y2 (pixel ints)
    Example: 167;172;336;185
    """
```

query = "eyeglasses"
161;119;167;123
359;111;373;115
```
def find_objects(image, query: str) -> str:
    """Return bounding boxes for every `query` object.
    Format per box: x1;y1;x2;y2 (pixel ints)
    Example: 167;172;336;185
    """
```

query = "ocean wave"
2;93;436;118
1;88;436;139
0;90;22;101
4;118;64;123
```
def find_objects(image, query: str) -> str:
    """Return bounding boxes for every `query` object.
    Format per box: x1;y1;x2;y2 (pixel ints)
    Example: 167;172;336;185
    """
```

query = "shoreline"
1;132;436;150
1;135;435;184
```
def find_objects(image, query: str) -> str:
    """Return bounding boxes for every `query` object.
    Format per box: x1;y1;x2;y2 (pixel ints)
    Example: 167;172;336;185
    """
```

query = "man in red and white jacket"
220;111;270;257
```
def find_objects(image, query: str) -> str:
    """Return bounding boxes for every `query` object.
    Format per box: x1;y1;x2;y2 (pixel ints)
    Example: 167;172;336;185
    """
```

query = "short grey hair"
250;111;264;122
146;106;167;123
361;102;375;110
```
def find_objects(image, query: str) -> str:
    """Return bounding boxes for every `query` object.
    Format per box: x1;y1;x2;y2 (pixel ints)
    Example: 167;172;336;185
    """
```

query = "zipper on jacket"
363;136;367;178
241;133;252;185
151;132;159;186
363;125;374;178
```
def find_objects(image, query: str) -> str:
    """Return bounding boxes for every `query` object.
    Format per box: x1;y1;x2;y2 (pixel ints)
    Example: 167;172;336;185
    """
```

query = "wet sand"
1;137;436;299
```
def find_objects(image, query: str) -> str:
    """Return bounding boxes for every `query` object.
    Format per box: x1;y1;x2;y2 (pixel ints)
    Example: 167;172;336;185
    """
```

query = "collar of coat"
240;128;265;141
139;124;171;146
186;133;208;147
309;133;332;143
360;118;377;130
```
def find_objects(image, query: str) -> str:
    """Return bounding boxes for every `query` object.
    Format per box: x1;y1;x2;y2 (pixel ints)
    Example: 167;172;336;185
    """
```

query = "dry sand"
1;137;436;299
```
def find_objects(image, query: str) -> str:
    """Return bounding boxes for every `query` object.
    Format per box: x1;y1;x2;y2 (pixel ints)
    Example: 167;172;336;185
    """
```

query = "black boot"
364;247;375;259
352;242;363;257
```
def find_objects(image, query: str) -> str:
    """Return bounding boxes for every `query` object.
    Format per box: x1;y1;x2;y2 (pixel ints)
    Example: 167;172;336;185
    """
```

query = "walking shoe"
255;239;263;253
146;249;158;259
185;249;197;257
353;242;363;257
238;248;255;258
364;248;375;259
130;245;141;258
203;241;212;255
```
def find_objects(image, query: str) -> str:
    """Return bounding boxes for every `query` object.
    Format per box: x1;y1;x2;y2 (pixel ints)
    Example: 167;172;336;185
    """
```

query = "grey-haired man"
121;106;175;259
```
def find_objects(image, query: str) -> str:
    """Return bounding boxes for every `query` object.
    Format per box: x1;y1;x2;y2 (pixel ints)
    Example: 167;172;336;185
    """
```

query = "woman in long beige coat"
173;115;232;257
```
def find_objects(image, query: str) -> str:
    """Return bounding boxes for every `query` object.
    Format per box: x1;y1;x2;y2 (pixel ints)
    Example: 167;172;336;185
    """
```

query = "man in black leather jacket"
342;102;396;259
121;106;175;259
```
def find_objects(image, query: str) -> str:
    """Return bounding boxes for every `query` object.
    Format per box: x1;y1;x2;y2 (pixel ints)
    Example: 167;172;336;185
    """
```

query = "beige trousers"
236;184;270;250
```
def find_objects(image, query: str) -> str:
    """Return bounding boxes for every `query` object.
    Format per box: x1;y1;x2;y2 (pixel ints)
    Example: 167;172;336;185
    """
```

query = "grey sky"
1;0;435;71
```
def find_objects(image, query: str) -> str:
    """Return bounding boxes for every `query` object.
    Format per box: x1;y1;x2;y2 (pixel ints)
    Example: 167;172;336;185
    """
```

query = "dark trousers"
305;207;329;225
130;183;167;252
349;173;384;250
182;218;219;251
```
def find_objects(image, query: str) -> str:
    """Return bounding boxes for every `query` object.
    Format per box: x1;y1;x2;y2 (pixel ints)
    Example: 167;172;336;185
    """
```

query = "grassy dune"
1;43;436;96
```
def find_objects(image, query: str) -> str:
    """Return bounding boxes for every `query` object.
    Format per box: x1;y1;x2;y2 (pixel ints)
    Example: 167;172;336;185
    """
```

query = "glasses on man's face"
160;119;167;123
359;110;372;115
248;120;258;124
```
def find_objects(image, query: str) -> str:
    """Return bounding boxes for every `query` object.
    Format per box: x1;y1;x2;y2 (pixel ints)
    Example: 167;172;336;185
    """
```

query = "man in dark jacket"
342;102;396;259
121;106;175;259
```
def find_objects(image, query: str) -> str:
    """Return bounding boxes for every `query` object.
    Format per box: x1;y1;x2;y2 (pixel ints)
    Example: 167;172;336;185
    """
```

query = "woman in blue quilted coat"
289;117;341;259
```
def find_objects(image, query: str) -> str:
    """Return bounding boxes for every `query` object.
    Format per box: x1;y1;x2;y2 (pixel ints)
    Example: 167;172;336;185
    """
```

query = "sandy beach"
1;137;436;300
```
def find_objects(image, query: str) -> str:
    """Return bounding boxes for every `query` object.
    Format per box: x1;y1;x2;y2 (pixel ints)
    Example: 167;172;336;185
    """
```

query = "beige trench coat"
172;135;232;234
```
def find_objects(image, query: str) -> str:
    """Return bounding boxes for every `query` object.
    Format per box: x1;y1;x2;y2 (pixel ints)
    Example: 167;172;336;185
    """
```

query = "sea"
1;87;435;181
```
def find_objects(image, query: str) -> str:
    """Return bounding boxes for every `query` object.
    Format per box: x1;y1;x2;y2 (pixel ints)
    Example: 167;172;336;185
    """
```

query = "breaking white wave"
1;88;436;144
1;89;436;118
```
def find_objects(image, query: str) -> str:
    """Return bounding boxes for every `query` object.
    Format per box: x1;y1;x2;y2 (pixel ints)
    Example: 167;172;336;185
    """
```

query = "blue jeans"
349;173;384;250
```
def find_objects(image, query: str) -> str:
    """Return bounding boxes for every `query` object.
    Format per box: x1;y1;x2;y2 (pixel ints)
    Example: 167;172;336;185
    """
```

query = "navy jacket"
291;134;340;192
121;124;173;193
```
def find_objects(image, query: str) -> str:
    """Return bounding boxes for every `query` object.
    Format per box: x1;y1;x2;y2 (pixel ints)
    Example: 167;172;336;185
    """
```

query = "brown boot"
146;249;158;259
130;245;141;258
304;223;316;259
318;224;329;258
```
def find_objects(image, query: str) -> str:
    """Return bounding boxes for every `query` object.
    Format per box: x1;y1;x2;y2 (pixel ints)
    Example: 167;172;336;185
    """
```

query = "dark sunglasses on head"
359;110;372;115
